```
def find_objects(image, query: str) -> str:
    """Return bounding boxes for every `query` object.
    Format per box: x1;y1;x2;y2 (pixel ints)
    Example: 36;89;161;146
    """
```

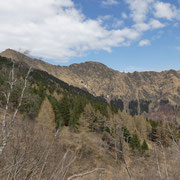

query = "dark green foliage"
148;119;160;142
104;127;111;134
91;101;108;117
56;89;61;95
141;140;149;152
59;95;70;126
122;127;131;143
103;127;115;137
128;100;138;116
110;105;118;114
129;133;141;150
0;56;127;132
102;135;106;141
49;94;86;129
122;127;149;153
10;85;22;107
69;97;85;129
48;95;63;129
149;119;159;129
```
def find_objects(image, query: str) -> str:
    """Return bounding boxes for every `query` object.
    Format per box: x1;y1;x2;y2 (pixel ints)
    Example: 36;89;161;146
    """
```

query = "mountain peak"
69;61;109;69
0;49;54;70
0;48;30;62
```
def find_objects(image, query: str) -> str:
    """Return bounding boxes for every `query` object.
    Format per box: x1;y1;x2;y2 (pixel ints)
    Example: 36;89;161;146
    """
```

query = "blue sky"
0;0;180;72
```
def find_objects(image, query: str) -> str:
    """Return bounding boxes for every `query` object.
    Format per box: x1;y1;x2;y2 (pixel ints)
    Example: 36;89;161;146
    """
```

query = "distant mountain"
1;49;180;122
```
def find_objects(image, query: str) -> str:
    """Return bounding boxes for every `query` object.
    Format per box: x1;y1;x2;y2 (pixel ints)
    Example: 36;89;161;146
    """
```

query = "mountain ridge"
1;49;179;73
1;54;180;179
1;49;180;117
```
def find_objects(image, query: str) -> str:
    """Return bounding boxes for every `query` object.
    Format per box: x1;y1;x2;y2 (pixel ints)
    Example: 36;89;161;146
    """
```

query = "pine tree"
60;96;70;126
122;127;131;143
69;98;84;129
141;140;149;152
129;133;141;150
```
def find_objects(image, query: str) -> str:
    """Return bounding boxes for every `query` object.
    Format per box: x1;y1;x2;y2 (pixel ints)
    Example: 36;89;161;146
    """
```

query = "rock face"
1;49;180;121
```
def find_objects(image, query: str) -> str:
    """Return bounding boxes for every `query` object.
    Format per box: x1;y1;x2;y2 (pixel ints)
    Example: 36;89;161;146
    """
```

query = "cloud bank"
0;0;179;62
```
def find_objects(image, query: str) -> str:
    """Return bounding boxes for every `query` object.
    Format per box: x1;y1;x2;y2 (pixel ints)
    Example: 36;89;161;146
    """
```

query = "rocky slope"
1;49;180;121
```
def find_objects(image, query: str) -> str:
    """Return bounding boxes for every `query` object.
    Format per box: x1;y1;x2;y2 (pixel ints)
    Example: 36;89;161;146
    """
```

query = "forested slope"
0;56;180;179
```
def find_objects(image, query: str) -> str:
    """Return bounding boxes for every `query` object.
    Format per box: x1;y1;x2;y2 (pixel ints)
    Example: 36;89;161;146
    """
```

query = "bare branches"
113;118;132;179
0;63;16;155
167;124;180;153
0;63;31;156
38;129;59;180
67;168;105;180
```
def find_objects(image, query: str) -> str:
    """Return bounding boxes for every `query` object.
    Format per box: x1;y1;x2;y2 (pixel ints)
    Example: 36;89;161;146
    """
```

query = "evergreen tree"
69;98;84;129
149;119;159;142
141;140;149;152
60;95;70;126
48;95;63;129
122;127;131;143
129;133;141;150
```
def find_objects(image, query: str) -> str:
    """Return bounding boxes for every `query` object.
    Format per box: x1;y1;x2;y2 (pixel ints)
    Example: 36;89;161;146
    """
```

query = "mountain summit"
1;49;180;121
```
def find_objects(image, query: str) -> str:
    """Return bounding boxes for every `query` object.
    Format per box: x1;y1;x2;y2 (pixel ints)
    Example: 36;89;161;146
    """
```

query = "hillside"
0;55;180;179
1;49;180;104
1;49;180;123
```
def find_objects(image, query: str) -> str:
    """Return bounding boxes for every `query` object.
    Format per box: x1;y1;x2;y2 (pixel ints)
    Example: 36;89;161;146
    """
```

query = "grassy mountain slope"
0;55;180;179
1;49;180;123
1;49;180;104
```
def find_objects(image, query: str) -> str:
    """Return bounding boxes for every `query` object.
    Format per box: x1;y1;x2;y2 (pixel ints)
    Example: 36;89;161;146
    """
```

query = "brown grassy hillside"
1;49;179;104
0;55;180;180
1;49;180;123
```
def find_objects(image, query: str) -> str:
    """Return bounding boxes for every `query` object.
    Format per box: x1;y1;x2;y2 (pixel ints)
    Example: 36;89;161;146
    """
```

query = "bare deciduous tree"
0;61;31;155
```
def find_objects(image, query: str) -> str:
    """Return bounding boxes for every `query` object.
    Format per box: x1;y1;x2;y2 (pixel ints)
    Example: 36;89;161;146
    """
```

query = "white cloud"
112;20;124;28
149;19;166;29
102;0;119;6
98;15;123;29
125;0;154;23
133;19;165;32
133;23;150;32
176;46;180;51
0;0;178;61
126;0;180;23
0;0;141;62
139;39;151;46
153;2;176;20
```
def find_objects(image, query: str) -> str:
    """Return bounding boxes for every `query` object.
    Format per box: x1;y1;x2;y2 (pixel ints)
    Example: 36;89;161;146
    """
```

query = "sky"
0;0;180;72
